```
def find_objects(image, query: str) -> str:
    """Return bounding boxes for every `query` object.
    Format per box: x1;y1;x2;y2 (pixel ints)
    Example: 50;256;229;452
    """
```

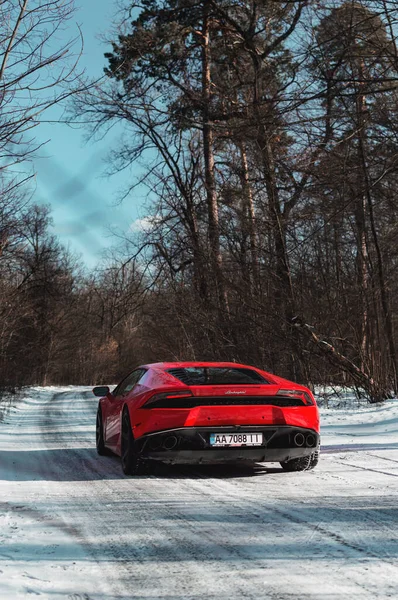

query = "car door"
105;369;145;449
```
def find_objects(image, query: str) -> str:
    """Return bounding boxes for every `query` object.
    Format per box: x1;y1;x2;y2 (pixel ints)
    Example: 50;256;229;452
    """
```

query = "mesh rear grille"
146;396;305;409
167;367;268;385
168;368;194;385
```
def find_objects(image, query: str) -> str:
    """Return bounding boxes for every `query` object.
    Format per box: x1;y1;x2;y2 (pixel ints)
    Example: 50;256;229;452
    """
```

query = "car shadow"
0;447;126;482
0;447;284;481
146;461;283;479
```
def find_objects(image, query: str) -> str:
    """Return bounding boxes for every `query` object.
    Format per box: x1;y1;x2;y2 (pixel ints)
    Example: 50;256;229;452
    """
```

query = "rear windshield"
167;367;268;385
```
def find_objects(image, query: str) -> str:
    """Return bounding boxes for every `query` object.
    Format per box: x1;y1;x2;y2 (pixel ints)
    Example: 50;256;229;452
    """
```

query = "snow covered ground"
0;386;397;600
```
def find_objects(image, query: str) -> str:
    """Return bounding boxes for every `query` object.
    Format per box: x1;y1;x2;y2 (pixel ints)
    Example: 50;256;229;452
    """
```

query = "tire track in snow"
168;468;386;561
0;388;117;599
39;391;329;599
329;457;398;479
40;392;285;600
39;392;257;599
34;389;134;599
162;464;398;597
363;452;398;465
4;387;398;600
79;392;398;598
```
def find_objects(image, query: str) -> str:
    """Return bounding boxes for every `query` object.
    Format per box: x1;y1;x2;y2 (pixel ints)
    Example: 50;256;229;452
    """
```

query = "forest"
1;0;398;402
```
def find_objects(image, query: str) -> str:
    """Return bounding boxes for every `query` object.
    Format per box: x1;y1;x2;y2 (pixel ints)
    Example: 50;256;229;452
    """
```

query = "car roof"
142;361;261;370
133;362;309;390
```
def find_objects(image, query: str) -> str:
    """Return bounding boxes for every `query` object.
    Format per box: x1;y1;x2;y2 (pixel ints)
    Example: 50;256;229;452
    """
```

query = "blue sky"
34;1;143;269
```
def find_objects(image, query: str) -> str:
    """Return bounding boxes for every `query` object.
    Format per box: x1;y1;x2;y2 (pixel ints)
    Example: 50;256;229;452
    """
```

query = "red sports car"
93;362;320;475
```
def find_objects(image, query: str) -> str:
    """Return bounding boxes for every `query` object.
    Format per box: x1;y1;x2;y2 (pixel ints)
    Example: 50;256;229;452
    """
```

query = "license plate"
209;432;263;447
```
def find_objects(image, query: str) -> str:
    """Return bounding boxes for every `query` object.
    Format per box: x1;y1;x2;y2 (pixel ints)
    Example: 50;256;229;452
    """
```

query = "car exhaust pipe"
293;433;305;447
306;434;316;448
163;435;178;450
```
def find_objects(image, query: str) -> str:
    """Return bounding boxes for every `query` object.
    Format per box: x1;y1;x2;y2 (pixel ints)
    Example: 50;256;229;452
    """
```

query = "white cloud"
129;215;162;233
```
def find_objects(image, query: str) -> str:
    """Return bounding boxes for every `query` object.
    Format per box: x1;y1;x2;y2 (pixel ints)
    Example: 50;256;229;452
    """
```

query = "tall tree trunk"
355;88;370;371
357;105;398;393
257;126;306;380
248;47;306;379
356;67;398;393
239;141;260;291
202;0;227;313
186;193;209;302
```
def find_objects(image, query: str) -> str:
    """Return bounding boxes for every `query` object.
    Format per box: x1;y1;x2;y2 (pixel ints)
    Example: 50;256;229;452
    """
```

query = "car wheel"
121;408;146;476
280;448;319;472
96;406;110;456
308;448;320;469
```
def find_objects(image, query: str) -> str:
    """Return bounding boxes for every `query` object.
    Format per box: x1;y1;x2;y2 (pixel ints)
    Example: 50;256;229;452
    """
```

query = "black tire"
280;448;319;472
96;406;110;456
121;408;146;476
309;448;320;469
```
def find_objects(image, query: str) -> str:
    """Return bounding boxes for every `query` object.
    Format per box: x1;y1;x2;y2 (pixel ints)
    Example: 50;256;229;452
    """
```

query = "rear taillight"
143;390;193;408
276;389;314;406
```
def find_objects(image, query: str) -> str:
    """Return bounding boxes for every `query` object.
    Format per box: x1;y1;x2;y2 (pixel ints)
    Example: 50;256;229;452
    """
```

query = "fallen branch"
291;317;390;403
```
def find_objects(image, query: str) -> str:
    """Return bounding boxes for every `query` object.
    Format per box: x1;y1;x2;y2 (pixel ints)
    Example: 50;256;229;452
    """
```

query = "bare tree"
0;0;83;395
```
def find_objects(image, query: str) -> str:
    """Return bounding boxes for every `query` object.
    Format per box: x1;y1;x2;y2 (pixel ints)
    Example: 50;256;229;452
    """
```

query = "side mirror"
93;386;110;397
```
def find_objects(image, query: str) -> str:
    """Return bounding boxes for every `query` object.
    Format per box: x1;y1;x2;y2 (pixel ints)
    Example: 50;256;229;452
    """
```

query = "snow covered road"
0;387;398;600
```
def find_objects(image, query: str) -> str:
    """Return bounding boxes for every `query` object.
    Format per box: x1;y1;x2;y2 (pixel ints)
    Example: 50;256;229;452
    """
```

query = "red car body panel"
97;362;320;461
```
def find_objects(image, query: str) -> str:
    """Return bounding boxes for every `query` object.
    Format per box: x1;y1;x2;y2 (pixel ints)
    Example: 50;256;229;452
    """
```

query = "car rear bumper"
134;425;320;465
